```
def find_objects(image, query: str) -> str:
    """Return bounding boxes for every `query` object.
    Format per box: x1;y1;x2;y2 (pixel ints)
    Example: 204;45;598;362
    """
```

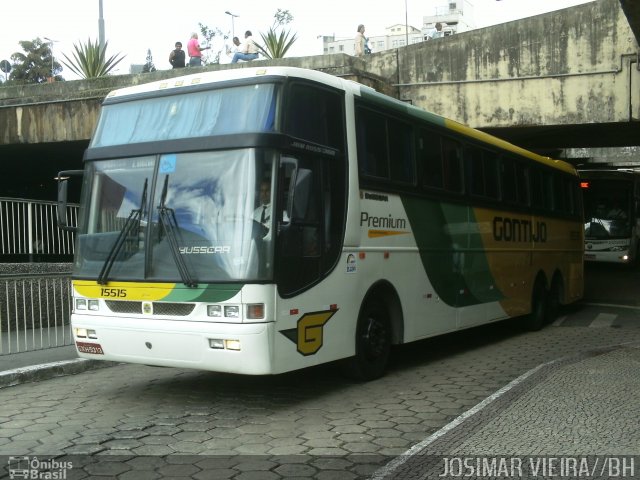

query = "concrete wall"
0;0;638;147
391;0;639;128
0;54;391;145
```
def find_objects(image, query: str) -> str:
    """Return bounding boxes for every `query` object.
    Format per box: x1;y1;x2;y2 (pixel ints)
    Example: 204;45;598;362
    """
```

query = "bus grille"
104;300;196;316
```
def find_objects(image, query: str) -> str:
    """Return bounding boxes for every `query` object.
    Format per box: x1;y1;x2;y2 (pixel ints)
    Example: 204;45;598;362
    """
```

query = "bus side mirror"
56;170;83;232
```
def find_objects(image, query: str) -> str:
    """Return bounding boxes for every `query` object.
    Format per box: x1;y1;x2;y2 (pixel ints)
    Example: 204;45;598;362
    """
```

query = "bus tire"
545;276;562;324
342;300;391;381
524;280;546;331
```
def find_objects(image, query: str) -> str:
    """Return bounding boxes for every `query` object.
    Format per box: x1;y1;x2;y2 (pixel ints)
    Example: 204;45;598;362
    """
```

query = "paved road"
1;309;639;478
2;263;639;478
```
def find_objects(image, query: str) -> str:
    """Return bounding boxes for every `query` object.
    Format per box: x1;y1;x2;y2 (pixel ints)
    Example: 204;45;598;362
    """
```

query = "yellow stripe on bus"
73;280;177;301
368;230;411;238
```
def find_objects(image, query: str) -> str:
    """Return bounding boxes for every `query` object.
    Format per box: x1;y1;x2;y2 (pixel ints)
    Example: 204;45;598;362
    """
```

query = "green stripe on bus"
164;283;243;302
359;89;447;127
401;196;504;307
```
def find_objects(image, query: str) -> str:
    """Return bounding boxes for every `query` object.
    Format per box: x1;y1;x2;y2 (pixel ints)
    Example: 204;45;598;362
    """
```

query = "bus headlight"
75;298;87;310
88;300;100;311
207;305;222;317
224;306;240;318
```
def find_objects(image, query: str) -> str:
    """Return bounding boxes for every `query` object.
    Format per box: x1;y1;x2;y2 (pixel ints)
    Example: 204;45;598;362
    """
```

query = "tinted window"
285;84;345;151
442;137;464;193
419;129;444;189
357;109;389;178
388;120;414;184
357;107;415;184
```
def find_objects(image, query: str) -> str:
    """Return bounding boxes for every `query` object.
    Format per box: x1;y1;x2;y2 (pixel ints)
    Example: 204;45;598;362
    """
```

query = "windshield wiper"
97;179;148;285
157;175;198;288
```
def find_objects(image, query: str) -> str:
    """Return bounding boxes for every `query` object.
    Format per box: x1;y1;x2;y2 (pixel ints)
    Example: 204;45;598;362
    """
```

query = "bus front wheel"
343;300;391;381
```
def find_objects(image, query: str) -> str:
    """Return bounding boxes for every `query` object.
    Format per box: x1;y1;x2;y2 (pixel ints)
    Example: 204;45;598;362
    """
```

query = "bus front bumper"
71;314;275;375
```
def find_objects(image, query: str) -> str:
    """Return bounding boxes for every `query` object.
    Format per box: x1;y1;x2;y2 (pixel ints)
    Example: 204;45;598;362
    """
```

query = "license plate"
76;341;104;355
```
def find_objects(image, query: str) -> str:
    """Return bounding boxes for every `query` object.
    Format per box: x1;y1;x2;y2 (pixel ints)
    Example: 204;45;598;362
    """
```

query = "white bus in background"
579;169;640;265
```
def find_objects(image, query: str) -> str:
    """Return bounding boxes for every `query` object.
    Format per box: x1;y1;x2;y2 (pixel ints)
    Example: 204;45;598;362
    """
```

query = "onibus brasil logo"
7;456;73;479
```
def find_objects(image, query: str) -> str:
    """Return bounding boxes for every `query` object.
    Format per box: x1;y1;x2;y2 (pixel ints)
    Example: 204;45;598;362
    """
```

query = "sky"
1;0;595;79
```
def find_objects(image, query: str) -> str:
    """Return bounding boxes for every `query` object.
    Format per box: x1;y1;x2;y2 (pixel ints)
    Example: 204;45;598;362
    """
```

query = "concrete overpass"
0;0;638;200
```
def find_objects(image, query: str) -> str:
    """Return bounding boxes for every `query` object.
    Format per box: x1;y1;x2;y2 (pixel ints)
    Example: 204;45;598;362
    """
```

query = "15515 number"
100;288;127;298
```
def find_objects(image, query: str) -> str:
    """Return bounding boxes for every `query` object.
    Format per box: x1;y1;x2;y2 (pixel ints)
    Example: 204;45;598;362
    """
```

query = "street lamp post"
225;11;239;39
98;0;105;49
405;0;409;47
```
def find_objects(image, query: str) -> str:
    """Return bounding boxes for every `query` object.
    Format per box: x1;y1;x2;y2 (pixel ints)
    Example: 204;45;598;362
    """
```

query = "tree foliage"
61;38;126;79
9;38;62;84
256;9;298;59
199;23;224;64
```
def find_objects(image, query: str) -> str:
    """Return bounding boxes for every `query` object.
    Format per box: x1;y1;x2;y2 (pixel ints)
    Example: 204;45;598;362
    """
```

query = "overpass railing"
0;272;73;355
0;197;78;261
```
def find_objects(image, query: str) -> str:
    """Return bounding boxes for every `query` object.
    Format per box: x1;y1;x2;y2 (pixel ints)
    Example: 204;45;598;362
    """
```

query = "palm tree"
255;9;298;60
256;28;298;60
62;38;125;79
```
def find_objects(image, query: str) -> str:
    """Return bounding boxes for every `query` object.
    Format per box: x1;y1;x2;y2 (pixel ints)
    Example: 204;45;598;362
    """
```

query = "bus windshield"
75;149;277;283
583;181;632;239
90;83;277;147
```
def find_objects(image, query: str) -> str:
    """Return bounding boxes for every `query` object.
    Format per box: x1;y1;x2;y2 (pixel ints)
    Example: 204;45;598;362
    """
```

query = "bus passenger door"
275;155;325;296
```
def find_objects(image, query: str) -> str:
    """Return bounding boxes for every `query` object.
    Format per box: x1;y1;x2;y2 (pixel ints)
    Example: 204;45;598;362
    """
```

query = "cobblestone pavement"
1;318;639;479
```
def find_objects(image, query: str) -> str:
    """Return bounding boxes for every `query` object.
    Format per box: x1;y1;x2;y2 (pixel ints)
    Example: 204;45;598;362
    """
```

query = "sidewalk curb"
0;358;118;389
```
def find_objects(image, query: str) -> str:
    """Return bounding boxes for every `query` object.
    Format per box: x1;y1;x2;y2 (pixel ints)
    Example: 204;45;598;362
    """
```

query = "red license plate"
76;341;104;355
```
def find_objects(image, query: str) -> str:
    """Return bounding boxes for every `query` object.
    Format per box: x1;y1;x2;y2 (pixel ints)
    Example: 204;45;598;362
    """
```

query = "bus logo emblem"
142;301;153;314
280;310;337;356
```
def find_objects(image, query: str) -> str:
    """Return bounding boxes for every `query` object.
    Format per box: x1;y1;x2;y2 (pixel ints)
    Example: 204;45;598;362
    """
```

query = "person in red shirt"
187;33;209;67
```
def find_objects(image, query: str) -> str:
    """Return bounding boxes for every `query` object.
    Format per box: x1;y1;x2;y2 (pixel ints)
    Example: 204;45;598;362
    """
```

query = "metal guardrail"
0;197;78;259
0;272;73;355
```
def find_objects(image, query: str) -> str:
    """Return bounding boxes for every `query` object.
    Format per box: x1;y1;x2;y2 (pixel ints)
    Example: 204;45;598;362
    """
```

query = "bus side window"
388;120;415;184
285;83;345;151
530;169;543;209
357;108;389;179
501;159;517;204
516;163;529;206
419;129;443;189
442;137;464;193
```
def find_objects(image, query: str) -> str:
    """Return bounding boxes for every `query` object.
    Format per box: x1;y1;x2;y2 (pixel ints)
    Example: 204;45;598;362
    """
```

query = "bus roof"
104;66;576;176
104;66;359;101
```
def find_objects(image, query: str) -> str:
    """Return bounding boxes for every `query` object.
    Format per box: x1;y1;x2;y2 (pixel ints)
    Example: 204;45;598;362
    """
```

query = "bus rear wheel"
524;281;547;331
343;300;391;381
545;277;562;324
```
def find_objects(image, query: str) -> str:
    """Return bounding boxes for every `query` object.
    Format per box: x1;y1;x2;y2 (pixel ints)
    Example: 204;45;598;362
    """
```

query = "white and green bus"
58;66;583;380
579;168;640;264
